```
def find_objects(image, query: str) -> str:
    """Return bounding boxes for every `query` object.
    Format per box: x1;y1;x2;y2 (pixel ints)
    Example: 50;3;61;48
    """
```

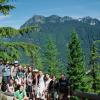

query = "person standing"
36;71;45;100
16;66;25;79
44;74;52;100
15;66;25;86
48;75;58;100
2;61;11;83
32;69;39;100
2;61;11;92
26;67;33;99
11;61;19;80
0;59;3;89
58;74;69;100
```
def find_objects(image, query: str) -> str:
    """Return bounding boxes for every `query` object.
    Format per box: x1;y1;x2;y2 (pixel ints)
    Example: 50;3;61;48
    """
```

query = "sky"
0;0;100;29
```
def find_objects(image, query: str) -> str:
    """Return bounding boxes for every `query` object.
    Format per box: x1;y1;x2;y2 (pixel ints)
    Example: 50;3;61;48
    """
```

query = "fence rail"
73;91;100;100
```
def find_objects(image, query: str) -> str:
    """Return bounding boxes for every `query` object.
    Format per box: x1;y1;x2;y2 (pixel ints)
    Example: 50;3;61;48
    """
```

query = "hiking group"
0;59;71;100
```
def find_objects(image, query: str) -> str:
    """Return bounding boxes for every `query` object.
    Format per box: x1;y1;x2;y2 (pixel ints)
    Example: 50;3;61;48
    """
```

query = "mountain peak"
31;15;45;23
80;16;99;25
47;15;61;23
32;15;45;19
21;15;100;28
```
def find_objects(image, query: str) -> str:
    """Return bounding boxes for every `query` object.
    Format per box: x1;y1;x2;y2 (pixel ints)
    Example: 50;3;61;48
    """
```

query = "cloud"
0;15;11;21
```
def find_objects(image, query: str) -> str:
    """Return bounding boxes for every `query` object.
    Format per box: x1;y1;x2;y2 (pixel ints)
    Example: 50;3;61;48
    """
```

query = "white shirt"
45;78;52;91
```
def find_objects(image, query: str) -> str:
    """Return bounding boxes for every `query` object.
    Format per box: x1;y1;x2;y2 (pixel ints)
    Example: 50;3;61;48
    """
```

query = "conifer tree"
90;42;100;93
43;38;59;77
67;32;86;91
32;48;43;70
0;0;15;15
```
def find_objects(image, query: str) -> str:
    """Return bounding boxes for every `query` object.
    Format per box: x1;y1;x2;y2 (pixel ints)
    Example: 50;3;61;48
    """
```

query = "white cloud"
0;15;11;21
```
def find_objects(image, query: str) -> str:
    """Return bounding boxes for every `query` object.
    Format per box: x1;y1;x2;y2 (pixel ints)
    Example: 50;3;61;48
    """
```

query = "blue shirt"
2;65;11;76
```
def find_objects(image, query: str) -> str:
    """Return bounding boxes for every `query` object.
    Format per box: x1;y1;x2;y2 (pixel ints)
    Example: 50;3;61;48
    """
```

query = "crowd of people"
0;59;71;100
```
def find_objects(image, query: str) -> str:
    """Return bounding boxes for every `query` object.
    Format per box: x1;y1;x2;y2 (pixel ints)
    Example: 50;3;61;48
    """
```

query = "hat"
33;69;39;72
14;61;19;64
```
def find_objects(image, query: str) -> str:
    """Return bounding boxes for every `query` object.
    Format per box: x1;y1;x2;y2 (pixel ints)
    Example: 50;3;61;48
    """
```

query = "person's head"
61;74;65;80
28;67;32;72
51;75;56;81
19;85;24;92
45;74;50;80
18;66;22;71
33;69;39;75
32;71;39;79
14;61;19;67
39;71;43;76
24;66;27;72
6;61;10;66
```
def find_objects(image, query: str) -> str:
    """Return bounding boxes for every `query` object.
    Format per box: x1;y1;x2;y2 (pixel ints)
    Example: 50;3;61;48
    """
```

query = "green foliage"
43;38;60;77
19;25;39;35
0;0;15;15
0;41;39;62
0;27;18;37
0;26;38;37
89;43;100;93
67;32;87;91
33;49;43;70
70;96;80;100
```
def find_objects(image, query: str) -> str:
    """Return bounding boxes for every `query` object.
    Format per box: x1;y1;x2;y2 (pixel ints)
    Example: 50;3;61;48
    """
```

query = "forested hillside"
20;15;100;64
0;15;100;64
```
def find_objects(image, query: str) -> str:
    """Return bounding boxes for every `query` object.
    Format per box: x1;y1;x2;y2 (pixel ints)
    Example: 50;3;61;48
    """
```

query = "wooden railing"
73;91;100;100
